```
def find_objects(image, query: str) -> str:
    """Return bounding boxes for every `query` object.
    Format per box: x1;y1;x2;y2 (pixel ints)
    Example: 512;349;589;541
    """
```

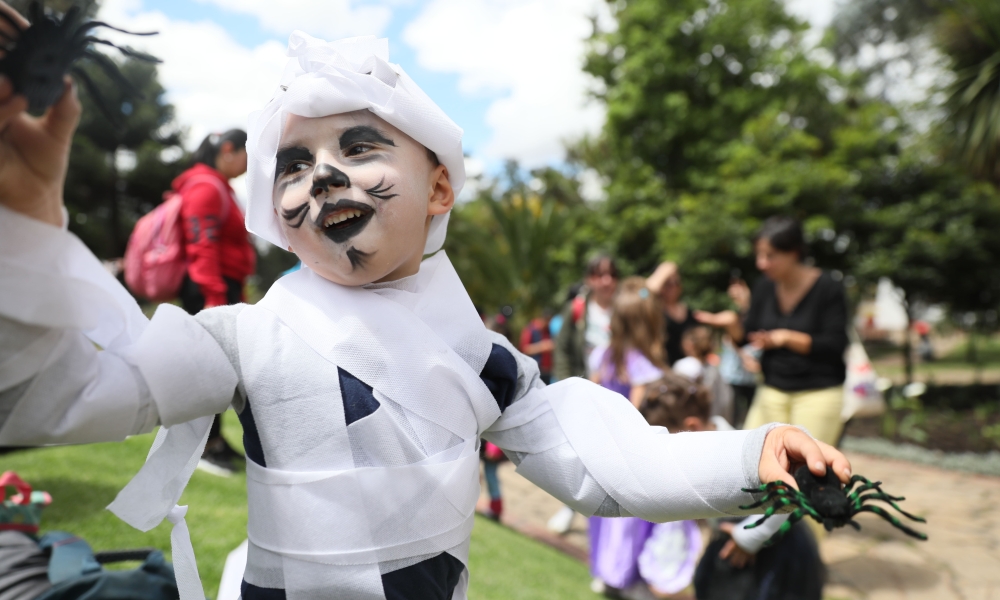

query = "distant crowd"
489;217;849;600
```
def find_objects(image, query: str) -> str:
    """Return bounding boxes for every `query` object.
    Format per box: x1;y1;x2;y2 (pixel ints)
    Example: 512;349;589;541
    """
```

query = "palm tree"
938;0;1000;183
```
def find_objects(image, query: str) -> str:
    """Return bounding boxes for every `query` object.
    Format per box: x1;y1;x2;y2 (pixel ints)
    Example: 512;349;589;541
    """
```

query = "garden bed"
843;384;1000;455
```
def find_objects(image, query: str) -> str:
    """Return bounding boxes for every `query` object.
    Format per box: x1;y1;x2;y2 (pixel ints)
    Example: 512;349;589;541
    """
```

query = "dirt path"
480;452;1000;600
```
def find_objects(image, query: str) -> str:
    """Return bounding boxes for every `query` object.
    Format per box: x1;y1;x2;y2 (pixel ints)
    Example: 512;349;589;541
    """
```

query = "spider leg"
847;519;861;531
745;496;802;529
846;481;891;502
856;505;928;541
843;475;875;495
84;38;161;63
856;493;926;523
81;49;144;98
76;21;159;38
739;487;797;510
761;507;809;547
70;65;122;126
741;480;793;495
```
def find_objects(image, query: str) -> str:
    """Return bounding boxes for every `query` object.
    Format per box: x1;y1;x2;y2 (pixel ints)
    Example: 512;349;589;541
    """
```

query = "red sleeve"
181;183;228;307
519;326;533;353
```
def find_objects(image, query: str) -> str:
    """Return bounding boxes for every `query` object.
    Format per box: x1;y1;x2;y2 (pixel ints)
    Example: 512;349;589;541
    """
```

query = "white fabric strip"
245;440;478;565
0;205;147;350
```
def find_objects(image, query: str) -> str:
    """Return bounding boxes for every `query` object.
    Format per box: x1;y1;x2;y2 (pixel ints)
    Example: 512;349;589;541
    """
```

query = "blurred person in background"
585;280;667;598
646;261;699;366
549;257;619;534
520;310;555;384
674;326;734;425
177;129;256;475
718;335;761;429
554;255;620;381
696;217;848;447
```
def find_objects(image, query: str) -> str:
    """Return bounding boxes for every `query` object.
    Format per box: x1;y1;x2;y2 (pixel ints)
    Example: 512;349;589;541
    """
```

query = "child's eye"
346;143;374;157
283;162;308;175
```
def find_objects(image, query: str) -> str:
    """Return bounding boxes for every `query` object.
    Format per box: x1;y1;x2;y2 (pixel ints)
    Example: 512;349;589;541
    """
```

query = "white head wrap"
245;33;465;254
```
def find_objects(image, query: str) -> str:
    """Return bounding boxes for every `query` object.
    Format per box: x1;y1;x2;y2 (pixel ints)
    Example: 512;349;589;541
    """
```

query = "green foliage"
937;0;1000;183
60;48;184;258
446;162;596;328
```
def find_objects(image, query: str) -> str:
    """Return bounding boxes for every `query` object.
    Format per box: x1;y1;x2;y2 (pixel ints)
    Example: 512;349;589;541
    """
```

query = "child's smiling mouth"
315;200;375;244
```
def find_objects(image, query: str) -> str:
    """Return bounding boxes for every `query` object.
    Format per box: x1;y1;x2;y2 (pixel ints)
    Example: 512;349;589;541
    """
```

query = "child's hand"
758;425;851;490
0;0;81;228
718;522;755;568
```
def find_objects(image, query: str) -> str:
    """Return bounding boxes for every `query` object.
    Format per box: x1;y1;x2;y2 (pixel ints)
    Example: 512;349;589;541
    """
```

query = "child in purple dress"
586;280;668;597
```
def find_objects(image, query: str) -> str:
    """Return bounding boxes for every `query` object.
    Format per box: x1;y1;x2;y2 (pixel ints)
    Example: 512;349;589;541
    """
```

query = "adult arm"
181;182;230;307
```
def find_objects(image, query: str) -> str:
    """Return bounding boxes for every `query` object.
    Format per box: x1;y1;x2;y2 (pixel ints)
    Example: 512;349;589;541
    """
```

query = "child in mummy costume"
0;28;854;600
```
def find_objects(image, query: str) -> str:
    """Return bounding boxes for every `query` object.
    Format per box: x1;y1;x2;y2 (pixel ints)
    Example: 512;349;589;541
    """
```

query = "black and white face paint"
272;110;443;286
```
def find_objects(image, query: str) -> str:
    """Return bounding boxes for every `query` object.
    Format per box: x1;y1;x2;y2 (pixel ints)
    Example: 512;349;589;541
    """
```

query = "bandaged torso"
231;252;515;598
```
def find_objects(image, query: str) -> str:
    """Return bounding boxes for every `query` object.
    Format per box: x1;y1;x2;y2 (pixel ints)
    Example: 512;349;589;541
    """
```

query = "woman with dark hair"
646;261;699;365
696;217;848;447
177;129;256;474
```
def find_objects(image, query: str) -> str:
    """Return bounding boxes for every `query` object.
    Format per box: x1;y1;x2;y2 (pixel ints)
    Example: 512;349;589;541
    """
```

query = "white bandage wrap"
0;205;147;350
244;33;465;253
130;304;238;427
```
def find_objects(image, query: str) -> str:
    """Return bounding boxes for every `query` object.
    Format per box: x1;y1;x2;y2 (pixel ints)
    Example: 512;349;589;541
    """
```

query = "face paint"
311;163;351;197
339;125;396;152
281;202;310;228
315;199;375;244
365;176;398;201
346;246;374;270
272;111;446;287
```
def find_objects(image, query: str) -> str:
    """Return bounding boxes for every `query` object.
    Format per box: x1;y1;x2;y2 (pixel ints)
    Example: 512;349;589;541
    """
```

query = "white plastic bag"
842;330;886;420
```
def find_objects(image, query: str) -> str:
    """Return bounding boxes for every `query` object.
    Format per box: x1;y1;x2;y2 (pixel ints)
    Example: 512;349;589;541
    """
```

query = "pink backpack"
124;175;232;302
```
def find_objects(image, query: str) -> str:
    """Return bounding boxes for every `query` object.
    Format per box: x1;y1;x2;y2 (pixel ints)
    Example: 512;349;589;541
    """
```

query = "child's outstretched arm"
0;64;238;446
481;342;851;523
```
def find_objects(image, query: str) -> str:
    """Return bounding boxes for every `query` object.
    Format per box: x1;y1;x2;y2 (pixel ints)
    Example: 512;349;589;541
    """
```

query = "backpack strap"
571;295;586;324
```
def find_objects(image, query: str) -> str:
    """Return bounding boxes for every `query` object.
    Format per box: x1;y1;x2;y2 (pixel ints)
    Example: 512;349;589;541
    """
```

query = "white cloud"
194;0;392;40
403;0;613;167
96;0;288;148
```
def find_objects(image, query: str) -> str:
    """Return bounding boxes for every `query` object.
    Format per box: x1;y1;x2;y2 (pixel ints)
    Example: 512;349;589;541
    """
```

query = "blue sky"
139;0;498;159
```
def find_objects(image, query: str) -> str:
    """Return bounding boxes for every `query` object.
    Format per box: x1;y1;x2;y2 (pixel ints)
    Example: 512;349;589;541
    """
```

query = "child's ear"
427;164;454;216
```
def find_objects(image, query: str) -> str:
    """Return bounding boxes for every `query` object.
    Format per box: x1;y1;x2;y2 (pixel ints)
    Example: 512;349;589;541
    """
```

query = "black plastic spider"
740;465;928;544
0;1;159;122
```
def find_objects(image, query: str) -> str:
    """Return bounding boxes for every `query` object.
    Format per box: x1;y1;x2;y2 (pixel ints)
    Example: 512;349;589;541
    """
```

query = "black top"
742;272;848;391
665;307;699;366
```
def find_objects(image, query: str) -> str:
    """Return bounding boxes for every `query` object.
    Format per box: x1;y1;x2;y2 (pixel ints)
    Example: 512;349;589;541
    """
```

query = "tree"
64;56;185;259
445;162;592;330
936;0;1000;184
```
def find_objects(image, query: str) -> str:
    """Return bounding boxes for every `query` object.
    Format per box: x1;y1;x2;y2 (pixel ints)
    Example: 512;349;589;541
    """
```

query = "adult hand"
694;309;738;328
747;329;785;349
758;425;851;491
718;522;755;568
646;261;678;295
728;279;751;313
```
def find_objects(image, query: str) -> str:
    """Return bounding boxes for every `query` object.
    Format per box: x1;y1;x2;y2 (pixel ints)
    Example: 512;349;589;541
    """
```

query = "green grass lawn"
1;413;594;599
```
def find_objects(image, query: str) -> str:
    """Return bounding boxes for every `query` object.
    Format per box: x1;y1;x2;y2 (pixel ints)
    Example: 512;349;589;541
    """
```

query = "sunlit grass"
1;412;594;599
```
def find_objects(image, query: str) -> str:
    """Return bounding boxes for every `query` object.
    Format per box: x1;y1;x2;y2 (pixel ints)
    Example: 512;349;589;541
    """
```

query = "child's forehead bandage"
245;32;465;253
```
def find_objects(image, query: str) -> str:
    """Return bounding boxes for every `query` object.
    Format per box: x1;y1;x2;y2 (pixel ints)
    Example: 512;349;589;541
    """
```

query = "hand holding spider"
757;425;852;491
0;2;79;227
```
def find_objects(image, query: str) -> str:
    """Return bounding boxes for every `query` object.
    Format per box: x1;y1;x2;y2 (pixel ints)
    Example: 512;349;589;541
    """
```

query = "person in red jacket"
177;129;256;475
